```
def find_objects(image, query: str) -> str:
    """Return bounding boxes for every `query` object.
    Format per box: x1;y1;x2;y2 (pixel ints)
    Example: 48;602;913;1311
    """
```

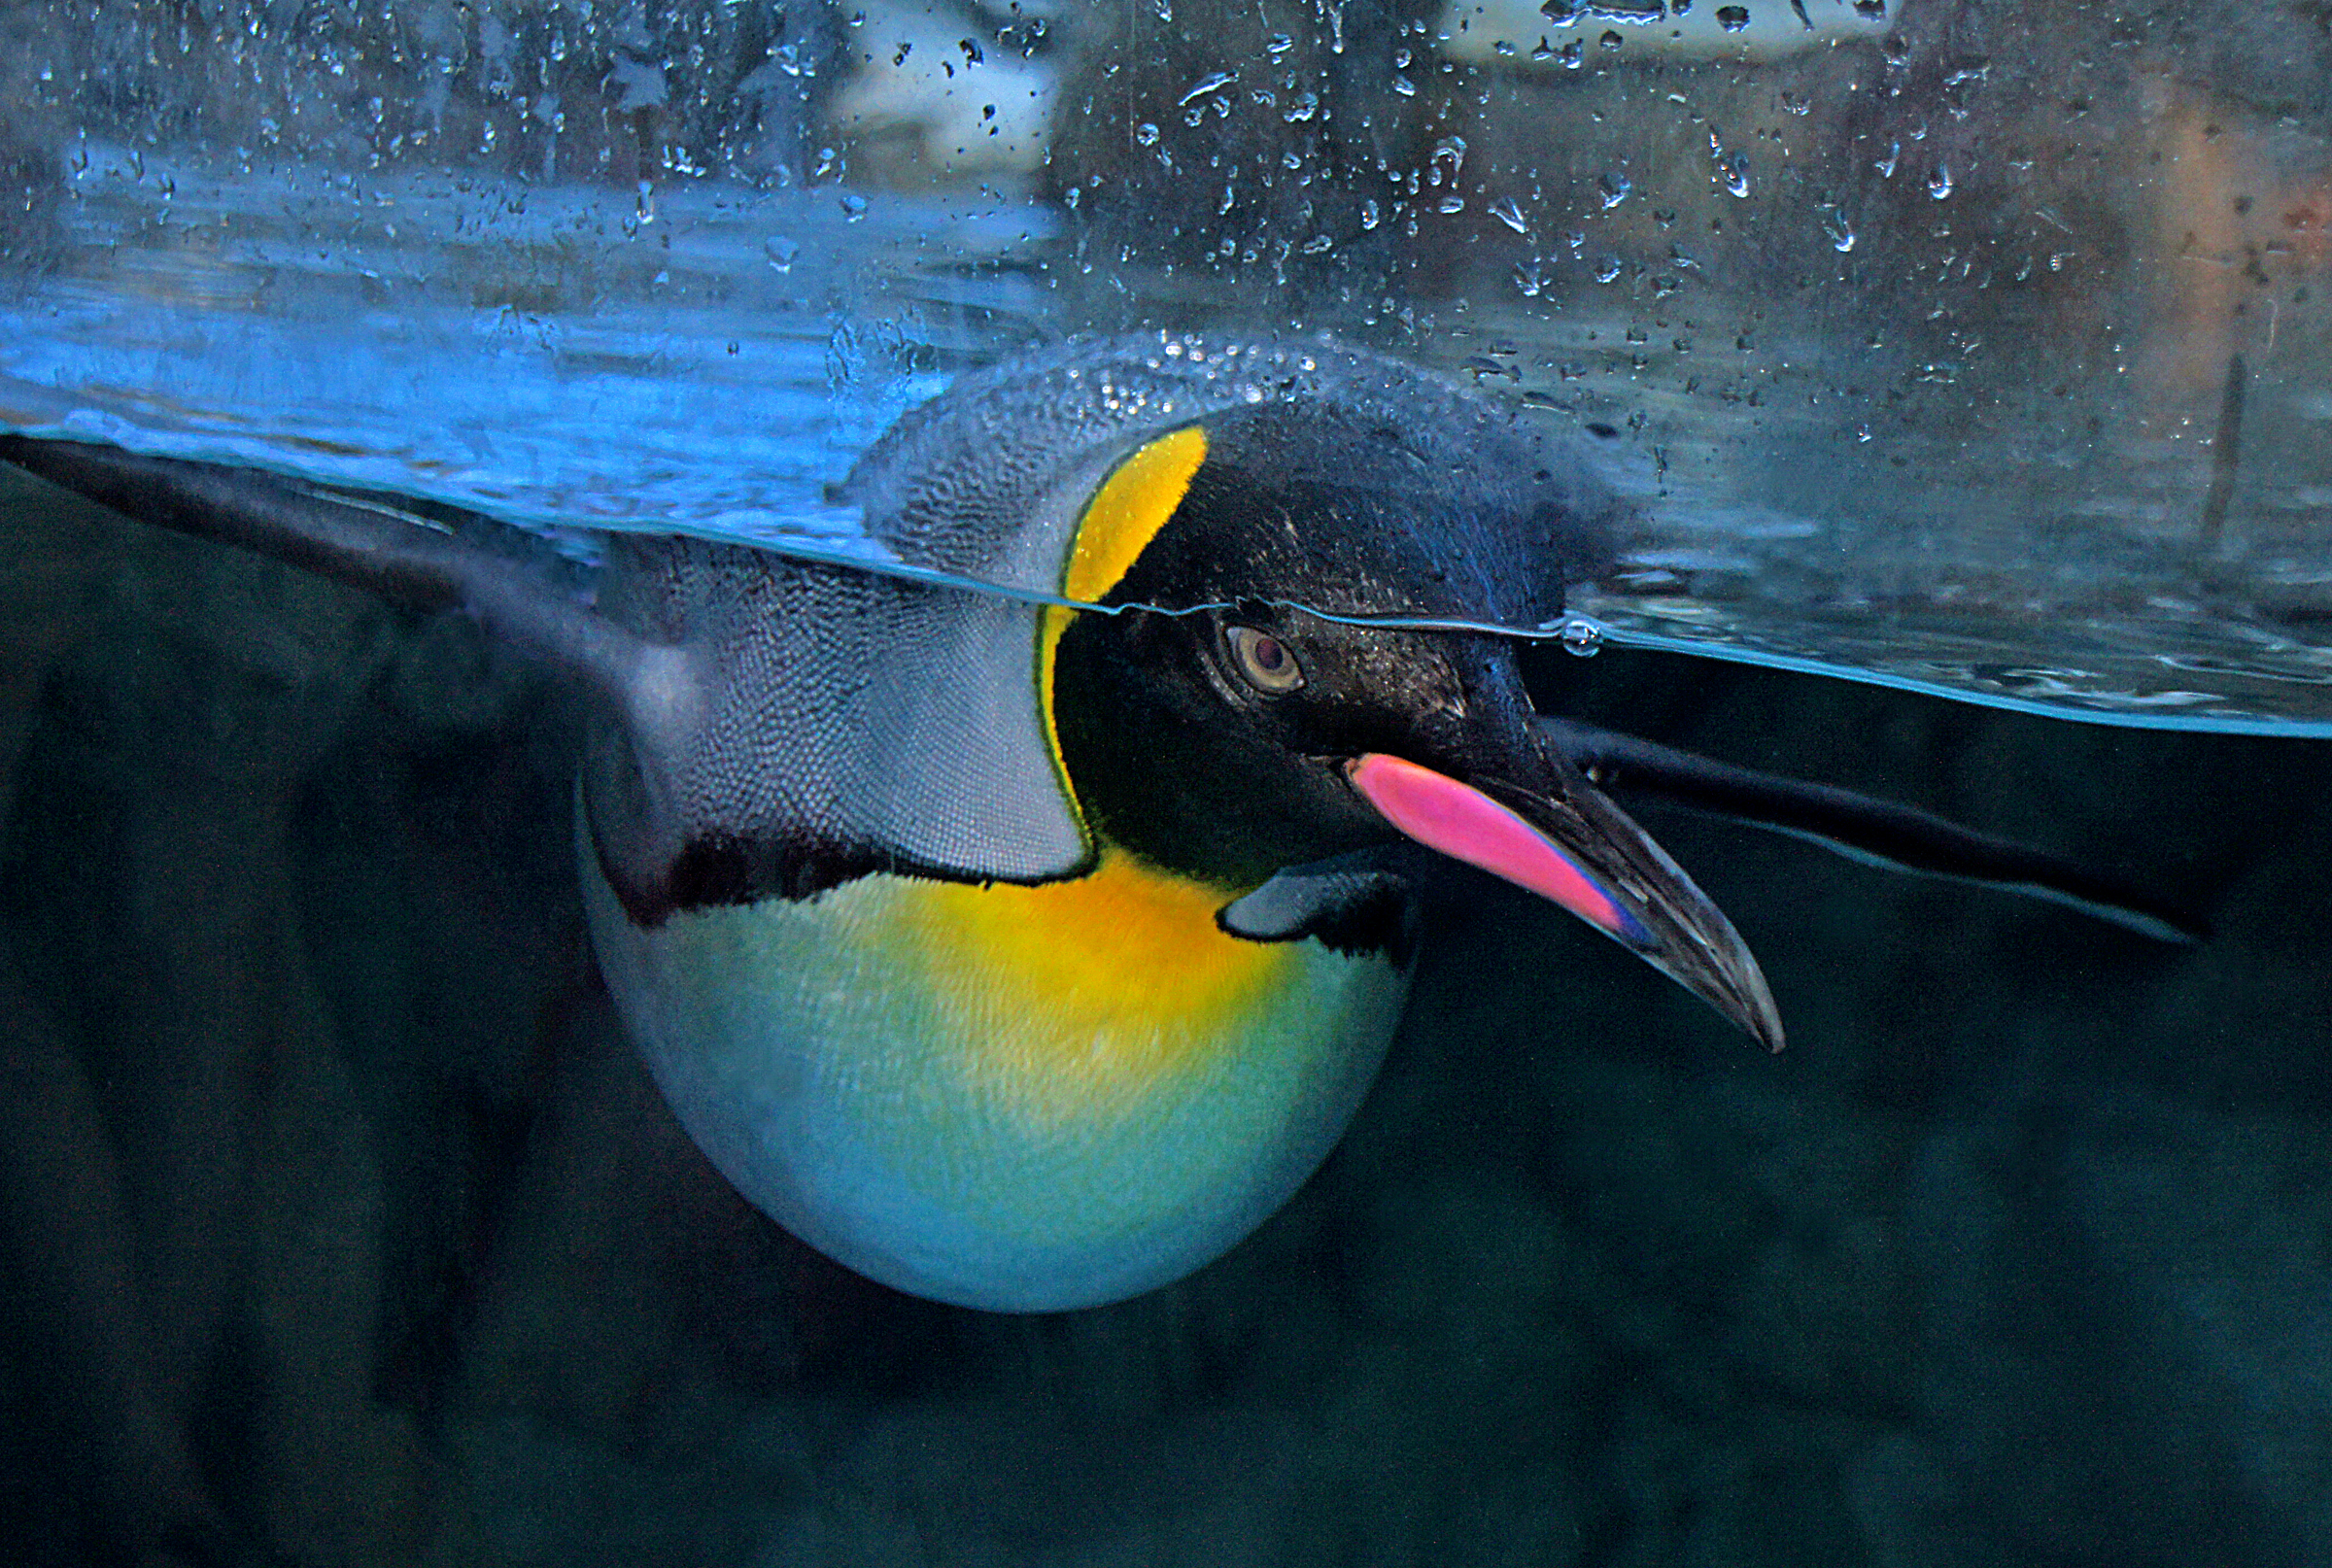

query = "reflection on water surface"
4;4;2331;729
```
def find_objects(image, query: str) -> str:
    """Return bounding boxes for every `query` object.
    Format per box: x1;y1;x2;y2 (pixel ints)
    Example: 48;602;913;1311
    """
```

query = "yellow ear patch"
1061;425;1210;603
1040;426;1210;826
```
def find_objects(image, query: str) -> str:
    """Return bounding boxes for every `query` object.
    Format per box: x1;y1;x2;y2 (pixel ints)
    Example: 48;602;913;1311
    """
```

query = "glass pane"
3;7;2328;1567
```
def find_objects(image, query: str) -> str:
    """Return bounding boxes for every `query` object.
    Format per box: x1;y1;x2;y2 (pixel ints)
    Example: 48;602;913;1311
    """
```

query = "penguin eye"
1224;624;1306;694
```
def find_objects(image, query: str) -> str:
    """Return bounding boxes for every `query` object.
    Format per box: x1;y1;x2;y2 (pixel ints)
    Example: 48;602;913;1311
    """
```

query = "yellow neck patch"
1039;426;1210;827
874;848;1306;1128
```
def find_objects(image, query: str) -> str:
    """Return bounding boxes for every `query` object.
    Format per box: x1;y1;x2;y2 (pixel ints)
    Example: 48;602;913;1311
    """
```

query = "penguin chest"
582;850;1410;1312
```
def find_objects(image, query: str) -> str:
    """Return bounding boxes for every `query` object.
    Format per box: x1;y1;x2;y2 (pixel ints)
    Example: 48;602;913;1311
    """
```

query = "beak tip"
1729;978;1788;1055
1353;750;1793;1056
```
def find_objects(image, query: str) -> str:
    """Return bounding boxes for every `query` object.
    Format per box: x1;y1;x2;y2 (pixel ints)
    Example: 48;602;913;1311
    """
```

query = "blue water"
9;144;2332;732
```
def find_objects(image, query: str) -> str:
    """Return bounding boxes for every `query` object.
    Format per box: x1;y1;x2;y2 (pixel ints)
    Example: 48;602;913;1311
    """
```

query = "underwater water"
3;1;2331;1563
8;463;2330;1567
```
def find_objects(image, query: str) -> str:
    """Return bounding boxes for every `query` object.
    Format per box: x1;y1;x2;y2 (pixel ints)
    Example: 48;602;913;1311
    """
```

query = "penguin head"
1050;401;1784;1049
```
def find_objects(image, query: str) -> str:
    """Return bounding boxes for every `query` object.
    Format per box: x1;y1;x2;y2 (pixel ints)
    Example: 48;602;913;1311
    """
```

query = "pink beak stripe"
1347;753;1652;945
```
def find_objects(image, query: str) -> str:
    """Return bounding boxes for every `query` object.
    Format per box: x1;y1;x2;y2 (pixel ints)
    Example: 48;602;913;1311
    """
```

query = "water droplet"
1720;153;1750;198
1178;72;1236;107
1267;32;1294;54
1134;121;1161;146
1392;75;1417;96
763;235;800;271
1560;39;1585;68
1927;163;1954;199
1439;195;1466;214
1716;5;1751;31
1360;198;1382;230
840;192;869;221
1491;196;1530;234
1875;140;1900;179
1560;618;1604;657
1823;209;1856;252
1595;256;1623;283
1597;171;1632;209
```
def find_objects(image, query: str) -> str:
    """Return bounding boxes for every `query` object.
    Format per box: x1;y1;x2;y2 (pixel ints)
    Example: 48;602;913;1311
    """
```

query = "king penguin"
0;332;2198;1312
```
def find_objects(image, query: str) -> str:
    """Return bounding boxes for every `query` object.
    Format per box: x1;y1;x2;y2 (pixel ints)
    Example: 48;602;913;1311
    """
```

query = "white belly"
581;841;1409;1312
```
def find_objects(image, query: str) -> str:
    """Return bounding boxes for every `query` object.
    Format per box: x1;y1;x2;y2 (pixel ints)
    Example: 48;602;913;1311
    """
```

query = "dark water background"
5;460;2329;1566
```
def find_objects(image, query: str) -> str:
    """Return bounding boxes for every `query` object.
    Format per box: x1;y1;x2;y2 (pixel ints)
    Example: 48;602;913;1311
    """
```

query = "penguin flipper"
0;434;646;701
1216;850;1423;962
1537;717;2208;944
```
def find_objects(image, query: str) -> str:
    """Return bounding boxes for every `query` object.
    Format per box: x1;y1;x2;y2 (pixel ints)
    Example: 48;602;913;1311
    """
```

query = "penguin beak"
1346;748;1785;1052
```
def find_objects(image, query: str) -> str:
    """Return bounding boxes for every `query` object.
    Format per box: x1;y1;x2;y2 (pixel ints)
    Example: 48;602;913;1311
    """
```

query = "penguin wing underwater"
0;332;2200;1312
